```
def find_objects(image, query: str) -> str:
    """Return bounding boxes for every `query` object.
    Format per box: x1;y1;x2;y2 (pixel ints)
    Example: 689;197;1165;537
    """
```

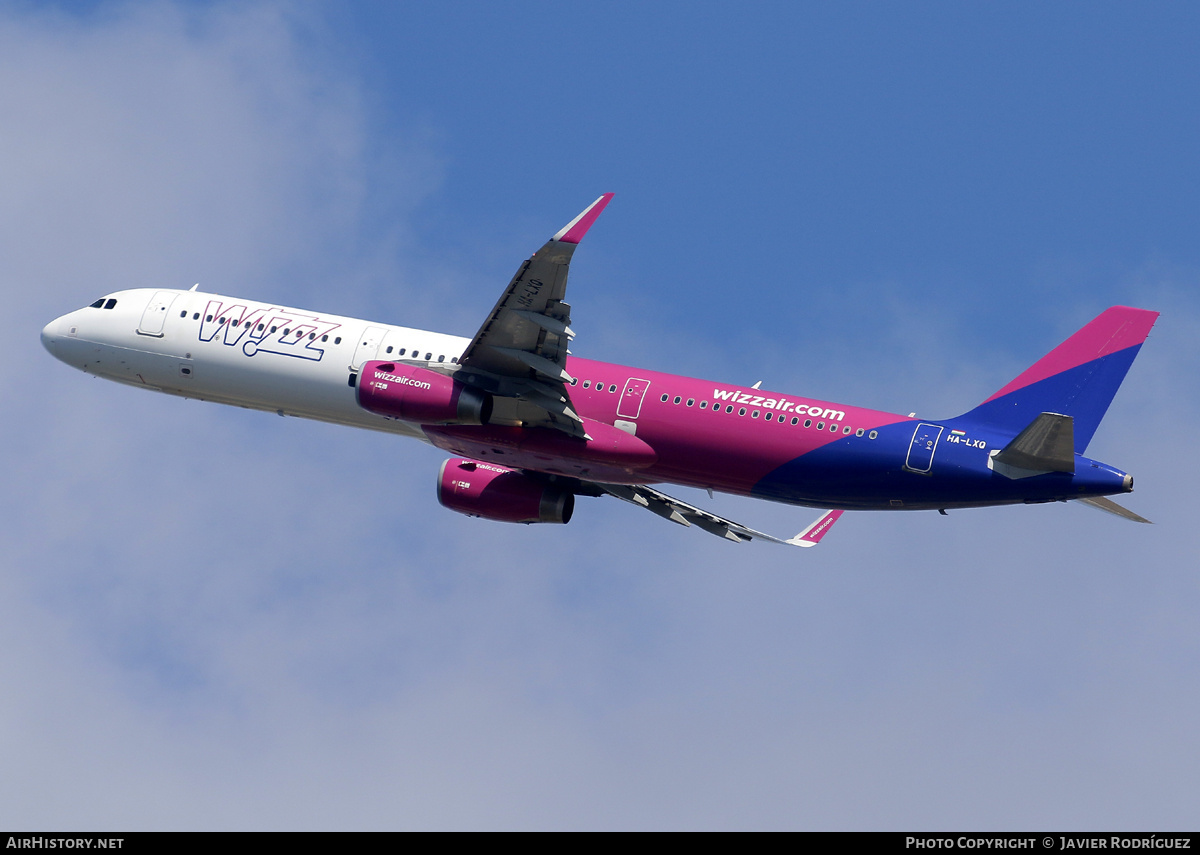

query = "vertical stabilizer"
958;307;1158;453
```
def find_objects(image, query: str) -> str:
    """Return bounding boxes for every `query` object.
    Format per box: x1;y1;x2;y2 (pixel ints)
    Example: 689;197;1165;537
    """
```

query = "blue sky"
3;1;1199;829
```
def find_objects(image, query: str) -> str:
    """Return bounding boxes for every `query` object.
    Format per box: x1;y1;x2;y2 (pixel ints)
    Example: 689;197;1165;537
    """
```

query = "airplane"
40;193;1157;547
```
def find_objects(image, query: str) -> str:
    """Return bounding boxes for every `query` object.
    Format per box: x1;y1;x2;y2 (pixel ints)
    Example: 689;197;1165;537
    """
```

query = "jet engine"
357;361;492;425
437;458;574;524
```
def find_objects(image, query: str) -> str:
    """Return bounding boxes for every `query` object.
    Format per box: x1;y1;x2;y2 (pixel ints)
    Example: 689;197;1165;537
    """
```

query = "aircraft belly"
423;420;658;484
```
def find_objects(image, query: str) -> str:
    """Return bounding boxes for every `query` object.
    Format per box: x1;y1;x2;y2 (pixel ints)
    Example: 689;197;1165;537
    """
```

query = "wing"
598;482;844;548
455;194;614;438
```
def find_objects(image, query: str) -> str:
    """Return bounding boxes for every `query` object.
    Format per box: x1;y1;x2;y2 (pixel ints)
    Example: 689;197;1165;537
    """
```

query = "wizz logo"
199;300;342;361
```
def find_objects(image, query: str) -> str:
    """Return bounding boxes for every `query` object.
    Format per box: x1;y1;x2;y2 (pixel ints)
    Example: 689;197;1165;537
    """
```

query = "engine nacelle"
357;361;492;425
437;458;574;524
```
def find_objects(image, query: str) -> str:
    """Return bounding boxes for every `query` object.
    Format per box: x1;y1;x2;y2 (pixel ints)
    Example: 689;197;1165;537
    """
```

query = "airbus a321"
41;194;1157;546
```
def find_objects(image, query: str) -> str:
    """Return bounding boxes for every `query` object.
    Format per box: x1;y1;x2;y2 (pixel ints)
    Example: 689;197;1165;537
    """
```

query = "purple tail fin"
958;307;1159;453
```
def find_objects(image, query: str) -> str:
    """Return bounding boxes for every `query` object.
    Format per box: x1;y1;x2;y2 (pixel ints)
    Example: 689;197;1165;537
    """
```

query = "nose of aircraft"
41;318;61;357
41;314;75;363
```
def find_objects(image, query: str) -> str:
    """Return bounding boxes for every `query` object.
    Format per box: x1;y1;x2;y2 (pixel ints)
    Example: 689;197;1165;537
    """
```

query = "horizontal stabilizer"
993;412;1075;474
1077;495;1152;524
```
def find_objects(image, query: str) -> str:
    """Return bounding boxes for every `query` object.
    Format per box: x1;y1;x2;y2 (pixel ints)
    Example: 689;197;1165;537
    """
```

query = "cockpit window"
104;299;117;310
90;298;105;308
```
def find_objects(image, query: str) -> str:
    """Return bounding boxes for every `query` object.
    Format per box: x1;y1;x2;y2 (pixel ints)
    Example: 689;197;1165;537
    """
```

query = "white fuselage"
41;287;462;442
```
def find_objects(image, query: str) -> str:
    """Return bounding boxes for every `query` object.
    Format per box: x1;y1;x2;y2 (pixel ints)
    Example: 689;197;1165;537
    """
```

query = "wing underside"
597;482;843;547
455;194;614;438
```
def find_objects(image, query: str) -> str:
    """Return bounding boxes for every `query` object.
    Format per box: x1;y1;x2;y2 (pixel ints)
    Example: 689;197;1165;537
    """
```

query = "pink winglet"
982;306;1160;404
552;193;614;244
789;509;844;547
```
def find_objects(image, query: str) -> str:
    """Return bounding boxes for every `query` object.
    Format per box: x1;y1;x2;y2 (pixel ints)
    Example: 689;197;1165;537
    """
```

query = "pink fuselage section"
424;356;911;497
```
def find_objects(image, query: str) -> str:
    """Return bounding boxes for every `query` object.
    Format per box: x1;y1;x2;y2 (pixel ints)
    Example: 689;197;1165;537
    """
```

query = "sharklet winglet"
552;193;614;244
786;509;845;547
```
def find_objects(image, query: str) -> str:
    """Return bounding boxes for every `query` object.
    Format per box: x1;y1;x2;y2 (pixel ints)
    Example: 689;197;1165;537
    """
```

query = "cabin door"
137;291;177;337
617;378;651;419
351;326;388;369
905;423;944;474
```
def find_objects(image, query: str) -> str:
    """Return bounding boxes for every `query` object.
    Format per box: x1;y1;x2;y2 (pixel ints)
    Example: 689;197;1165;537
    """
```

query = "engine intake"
437;458;574;524
357;361;492;425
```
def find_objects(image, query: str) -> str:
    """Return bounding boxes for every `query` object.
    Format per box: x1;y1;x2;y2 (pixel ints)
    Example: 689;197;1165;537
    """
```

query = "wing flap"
490;346;575;383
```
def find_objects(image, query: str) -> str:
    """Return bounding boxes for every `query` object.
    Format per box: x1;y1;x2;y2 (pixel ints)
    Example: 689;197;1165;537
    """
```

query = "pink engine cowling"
357;361;492;425
437;458;574;524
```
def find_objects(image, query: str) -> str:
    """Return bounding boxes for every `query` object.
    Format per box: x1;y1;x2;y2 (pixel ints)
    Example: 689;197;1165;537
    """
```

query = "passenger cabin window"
334;337;342;344
661;394;669;402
